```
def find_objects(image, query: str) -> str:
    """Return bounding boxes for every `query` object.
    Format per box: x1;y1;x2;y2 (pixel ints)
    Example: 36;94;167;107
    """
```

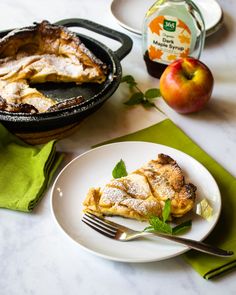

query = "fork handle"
144;232;233;257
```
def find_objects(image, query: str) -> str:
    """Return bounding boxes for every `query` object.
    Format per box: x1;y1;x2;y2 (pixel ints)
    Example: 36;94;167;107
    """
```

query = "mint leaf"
172;220;192;235
121;75;137;89
142;100;156;108
124;92;144;105
144;199;192;236
144;88;161;99
146;216;172;234
121;75;135;84
162;199;171;222
112;159;128;179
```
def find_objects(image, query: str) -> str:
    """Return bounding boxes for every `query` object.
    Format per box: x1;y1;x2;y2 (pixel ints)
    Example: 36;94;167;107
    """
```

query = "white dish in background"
51;142;221;262
110;0;223;37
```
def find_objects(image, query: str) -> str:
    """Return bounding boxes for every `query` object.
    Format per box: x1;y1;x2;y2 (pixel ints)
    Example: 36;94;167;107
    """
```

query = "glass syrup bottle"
142;0;205;78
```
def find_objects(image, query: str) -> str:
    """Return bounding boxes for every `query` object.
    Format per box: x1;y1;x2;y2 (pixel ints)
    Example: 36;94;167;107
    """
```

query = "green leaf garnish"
144;199;192;236
141;100;156;108
145;215;172;234
172;220;192;235
121;75;137;89
144;88;161;99
121;74;163;113
124;92;144;105
162;199;171;222
112;159;128;179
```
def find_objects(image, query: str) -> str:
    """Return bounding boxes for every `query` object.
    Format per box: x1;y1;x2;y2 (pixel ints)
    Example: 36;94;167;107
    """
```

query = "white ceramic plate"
51;142;221;262
110;0;223;37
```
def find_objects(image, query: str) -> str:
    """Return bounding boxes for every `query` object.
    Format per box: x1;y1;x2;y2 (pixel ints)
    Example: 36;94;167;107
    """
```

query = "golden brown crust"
0;21;107;76
139;153;184;191
46;96;84;112
139;154;196;217
0;96;38;114
0;79;55;113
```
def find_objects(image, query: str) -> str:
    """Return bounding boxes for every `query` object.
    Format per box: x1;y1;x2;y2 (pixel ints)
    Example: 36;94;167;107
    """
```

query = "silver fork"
82;212;233;257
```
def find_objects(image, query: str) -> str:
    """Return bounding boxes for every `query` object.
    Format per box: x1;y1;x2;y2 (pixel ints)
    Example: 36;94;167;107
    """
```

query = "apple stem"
183;71;194;80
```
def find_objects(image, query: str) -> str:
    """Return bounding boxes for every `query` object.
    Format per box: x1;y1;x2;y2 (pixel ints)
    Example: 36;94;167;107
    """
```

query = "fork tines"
82;212;118;239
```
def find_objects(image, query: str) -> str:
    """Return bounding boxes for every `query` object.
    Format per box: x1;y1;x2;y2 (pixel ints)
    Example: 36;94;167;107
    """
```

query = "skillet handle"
54;18;133;61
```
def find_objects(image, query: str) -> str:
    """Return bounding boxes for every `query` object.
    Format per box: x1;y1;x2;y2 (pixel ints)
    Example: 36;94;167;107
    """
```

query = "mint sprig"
145;199;192;235
121;75;137;89
112;159;128;179
121;75;163;113
146;215;172;234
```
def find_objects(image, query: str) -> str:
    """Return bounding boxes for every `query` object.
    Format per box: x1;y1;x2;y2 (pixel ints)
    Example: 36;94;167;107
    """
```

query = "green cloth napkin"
0;124;63;212
104;118;236;279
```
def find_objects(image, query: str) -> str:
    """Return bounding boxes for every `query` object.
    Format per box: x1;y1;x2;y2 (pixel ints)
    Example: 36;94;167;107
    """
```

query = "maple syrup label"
147;15;191;64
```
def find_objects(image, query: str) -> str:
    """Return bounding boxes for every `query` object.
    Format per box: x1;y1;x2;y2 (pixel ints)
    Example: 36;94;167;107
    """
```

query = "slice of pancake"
0;20;107;84
0;80;55;113
0;21;107;113
83;154;196;221
0;80;84;113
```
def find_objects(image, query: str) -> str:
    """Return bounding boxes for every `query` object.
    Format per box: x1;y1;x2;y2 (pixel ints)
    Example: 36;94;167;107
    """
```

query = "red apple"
159;57;214;114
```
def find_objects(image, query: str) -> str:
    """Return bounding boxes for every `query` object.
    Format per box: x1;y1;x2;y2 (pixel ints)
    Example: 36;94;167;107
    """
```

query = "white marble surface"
0;0;236;294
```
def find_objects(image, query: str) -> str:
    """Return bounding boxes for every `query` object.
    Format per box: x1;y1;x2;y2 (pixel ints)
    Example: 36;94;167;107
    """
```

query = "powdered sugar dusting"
100;187;128;205
121;198;159;215
141;169;175;200
124;173;150;199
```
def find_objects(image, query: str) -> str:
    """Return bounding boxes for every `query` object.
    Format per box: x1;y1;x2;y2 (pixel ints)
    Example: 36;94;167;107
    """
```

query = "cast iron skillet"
0;18;133;133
